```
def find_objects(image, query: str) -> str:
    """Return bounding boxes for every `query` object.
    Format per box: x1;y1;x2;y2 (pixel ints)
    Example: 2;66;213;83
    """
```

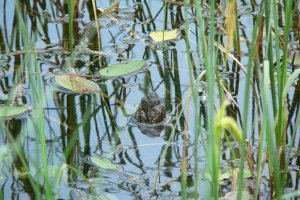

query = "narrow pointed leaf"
283;68;300;97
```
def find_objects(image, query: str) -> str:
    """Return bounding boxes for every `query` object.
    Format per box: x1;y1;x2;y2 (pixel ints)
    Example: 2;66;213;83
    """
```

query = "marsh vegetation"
0;0;299;199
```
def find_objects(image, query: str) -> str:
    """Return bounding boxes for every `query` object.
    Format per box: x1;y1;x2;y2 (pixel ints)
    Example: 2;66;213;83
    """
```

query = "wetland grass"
2;0;53;199
1;0;300;199
184;0;300;199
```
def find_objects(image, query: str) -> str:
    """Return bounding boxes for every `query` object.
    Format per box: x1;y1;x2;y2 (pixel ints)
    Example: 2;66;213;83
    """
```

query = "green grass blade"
237;5;264;200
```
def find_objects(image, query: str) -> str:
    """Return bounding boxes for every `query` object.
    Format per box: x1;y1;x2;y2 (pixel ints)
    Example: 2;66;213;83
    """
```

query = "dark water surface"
0;0;299;199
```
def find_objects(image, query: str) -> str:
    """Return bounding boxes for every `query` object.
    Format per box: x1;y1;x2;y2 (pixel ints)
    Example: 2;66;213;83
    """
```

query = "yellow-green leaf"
149;30;178;42
54;75;100;93
219;168;252;184
99;60;146;78
0;106;31;119
90;156;117;170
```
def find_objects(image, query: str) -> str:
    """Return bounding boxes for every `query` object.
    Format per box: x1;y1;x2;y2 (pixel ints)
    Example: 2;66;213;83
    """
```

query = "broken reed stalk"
225;0;236;60
91;0;102;66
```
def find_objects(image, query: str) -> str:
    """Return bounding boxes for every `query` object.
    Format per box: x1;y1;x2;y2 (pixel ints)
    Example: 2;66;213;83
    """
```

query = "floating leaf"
90;156;117;170
219;168;252;183
54;75;100;93
219;171;231;182
149;30;178;42
205;168;252;184
99;60;146;78
0;105;31;119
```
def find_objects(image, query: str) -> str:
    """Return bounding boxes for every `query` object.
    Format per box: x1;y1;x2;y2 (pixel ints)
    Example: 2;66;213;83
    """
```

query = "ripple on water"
0;55;9;68
0;68;5;78
128;114;173;137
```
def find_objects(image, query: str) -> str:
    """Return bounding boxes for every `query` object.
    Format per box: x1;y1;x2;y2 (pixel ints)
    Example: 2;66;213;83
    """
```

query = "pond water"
0;0;299;199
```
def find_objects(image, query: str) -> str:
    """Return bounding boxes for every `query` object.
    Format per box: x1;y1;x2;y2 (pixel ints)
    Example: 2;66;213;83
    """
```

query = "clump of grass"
190;0;299;199
13;0;52;198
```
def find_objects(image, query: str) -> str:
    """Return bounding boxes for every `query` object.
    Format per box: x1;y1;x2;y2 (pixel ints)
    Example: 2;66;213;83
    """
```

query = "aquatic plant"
0;0;299;199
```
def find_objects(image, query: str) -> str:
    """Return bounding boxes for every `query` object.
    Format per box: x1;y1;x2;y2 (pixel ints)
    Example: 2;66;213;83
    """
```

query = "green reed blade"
237;5;263;200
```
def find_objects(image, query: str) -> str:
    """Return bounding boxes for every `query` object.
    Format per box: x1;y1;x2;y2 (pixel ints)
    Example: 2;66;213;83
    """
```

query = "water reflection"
0;0;299;199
